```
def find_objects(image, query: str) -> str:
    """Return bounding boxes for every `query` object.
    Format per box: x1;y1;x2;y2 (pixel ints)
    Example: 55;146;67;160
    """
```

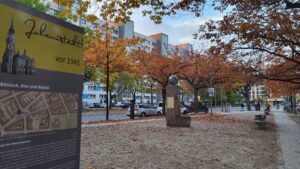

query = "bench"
254;114;266;124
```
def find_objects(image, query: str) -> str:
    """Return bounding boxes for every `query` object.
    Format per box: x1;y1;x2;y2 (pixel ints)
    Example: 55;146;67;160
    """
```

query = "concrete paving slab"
273;109;300;169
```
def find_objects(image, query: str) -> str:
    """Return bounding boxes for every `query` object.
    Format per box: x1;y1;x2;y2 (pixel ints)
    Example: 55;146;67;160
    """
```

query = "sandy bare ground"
80;113;281;169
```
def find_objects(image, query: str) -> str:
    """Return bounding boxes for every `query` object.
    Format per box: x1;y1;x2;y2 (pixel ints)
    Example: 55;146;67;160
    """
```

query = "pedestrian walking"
265;103;271;115
241;103;244;112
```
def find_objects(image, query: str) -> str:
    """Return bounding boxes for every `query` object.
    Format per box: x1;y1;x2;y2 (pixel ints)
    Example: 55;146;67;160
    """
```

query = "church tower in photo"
1;18;35;75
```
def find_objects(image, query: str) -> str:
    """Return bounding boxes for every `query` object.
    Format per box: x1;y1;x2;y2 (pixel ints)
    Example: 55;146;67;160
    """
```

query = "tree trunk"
162;87;167;115
181;91;184;103
105;22;109;121
243;86;251;111
109;90;113;109
129;91;136;120
292;93;297;113
150;87;154;105
133;92;136;102
193;88;199;113
106;65;109;120
245;94;251;111
289;95;293;112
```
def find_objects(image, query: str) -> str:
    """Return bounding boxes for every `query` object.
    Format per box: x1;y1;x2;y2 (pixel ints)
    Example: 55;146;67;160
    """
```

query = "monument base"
166;75;191;128
166;115;191;127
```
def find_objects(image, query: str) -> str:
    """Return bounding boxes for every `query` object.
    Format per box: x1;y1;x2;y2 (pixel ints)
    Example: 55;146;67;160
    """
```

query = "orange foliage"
266;80;299;98
180;52;231;93
84;24;140;89
131;49;187;88
198;1;300;85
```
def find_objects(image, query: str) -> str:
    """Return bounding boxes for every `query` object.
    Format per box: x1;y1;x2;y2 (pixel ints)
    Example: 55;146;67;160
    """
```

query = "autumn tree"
266;80;298;98
259;58;300;85
266;79;299;111
227;60;263;111
179;80;194;103
53;0;300;105
84;23;139;120
179;52;230;112
115;72;144;102
109;72;130;104
53;0;300;24
194;0;300;86
132;49;187;114
53;0;300;84
142;77;157;105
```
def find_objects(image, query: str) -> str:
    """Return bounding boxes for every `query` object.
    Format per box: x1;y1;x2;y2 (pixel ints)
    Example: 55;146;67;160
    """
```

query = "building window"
48;8;59;16
113;29;119;35
99;94;107;99
88;94;96;99
81;19;87;25
88;85;96;91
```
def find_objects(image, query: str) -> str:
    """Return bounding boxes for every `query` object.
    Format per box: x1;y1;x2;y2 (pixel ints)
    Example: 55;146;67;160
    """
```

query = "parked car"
88;102;95;108
156;102;192;114
296;104;300;112
156;102;163;114
87;102;107;108
283;104;291;112
119;103;130;109
283;104;300;112
82;101;89;108
110;103;116;107
127;104;160;117
93;103;102;108
181;105;193;114
189;102;209;113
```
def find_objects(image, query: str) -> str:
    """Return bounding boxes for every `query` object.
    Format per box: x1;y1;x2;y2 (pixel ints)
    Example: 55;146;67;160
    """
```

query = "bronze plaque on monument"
167;97;174;109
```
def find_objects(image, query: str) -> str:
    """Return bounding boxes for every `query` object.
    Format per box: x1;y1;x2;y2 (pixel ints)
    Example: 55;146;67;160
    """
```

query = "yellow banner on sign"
0;4;83;75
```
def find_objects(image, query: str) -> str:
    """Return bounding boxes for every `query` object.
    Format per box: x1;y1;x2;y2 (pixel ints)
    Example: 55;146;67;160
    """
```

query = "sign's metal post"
208;88;214;116
211;96;213;116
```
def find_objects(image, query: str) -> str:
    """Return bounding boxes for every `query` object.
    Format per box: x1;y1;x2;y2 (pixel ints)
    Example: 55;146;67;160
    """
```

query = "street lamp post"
221;88;223;112
211;94;213;116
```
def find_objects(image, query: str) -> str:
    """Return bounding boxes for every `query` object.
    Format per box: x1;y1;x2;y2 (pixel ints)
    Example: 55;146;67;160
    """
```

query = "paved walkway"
273;108;300;169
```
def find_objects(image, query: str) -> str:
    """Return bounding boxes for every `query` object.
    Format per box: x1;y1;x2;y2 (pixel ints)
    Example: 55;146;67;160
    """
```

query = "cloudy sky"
131;2;224;50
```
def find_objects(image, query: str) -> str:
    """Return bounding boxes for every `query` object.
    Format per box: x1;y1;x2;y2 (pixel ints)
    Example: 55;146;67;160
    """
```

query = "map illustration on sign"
0;90;79;137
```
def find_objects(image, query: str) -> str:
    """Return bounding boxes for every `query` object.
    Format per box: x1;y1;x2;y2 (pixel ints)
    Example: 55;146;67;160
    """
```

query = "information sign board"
0;1;83;168
208;88;215;97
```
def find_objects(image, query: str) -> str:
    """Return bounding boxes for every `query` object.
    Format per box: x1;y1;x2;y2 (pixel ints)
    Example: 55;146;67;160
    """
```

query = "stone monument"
166;75;191;127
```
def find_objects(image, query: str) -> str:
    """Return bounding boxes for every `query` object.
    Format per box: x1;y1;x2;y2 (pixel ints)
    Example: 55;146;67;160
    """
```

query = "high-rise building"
40;0;193;105
149;33;169;56
168;43;193;56
134;32;157;52
250;85;265;101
